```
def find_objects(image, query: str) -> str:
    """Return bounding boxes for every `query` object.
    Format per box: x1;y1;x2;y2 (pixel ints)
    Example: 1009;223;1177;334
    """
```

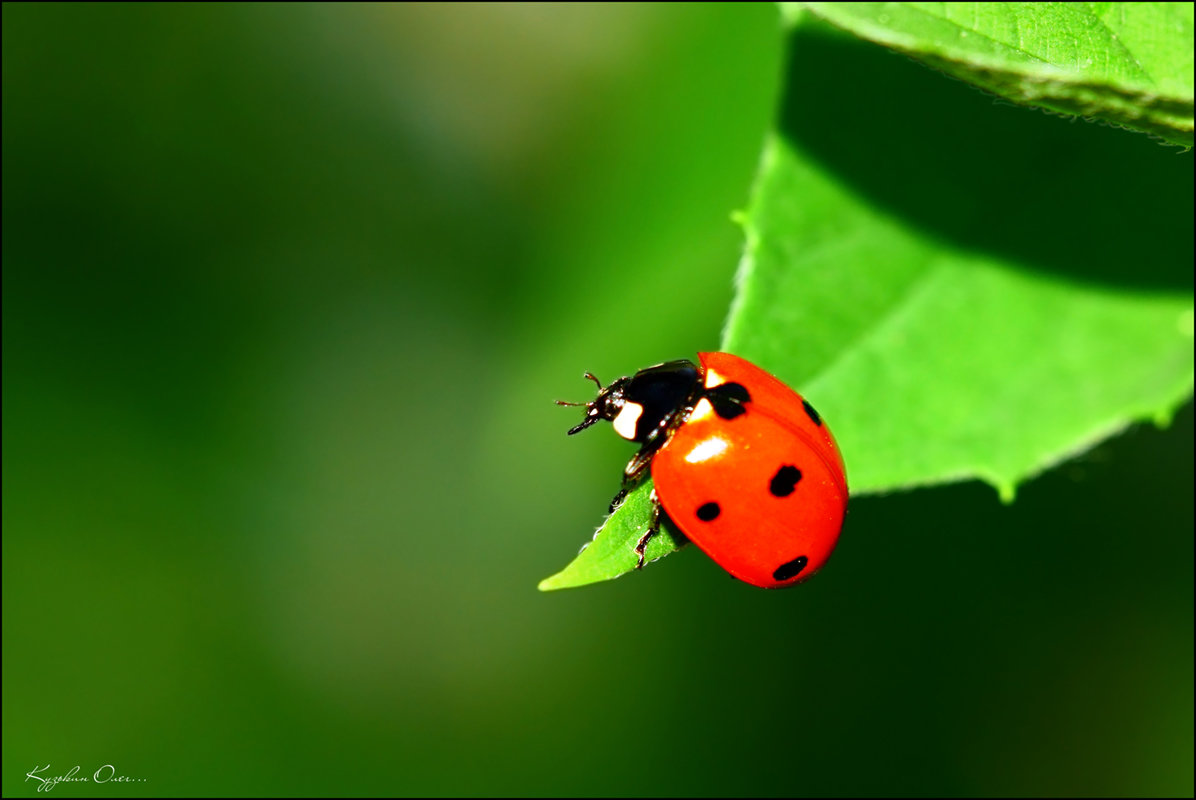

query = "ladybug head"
555;372;633;436
557;360;701;443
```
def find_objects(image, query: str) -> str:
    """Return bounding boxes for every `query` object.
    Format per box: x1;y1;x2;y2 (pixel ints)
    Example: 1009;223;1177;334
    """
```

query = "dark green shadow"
778;22;1193;292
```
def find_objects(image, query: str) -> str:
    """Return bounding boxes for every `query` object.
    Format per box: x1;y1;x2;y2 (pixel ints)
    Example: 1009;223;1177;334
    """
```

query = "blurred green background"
3;4;1191;797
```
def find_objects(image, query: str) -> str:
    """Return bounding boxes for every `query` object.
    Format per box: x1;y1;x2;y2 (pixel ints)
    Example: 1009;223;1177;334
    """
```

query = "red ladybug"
559;352;847;588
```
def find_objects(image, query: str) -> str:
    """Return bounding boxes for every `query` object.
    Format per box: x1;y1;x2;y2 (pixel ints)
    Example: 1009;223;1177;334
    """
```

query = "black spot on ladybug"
696;502;721;522
769;465;803;497
773;555;808;582
801;399;822;427
707;382;751;420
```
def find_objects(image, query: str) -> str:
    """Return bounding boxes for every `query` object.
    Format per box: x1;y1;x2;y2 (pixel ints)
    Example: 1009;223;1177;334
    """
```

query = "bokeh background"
3;4;1192;797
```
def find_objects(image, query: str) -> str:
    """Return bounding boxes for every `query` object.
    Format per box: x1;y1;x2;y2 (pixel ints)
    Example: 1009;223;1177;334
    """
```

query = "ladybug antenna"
554;372;603;406
555;372;605;434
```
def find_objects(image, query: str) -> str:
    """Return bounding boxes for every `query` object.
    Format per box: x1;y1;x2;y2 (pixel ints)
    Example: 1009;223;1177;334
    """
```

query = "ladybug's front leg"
609;439;657;512
633;488;661;570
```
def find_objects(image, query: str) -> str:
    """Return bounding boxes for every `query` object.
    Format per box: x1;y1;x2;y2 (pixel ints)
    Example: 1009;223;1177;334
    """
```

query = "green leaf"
537;479;684;592
541;8;1193;591
799;2;1195;147
726;17;1193;500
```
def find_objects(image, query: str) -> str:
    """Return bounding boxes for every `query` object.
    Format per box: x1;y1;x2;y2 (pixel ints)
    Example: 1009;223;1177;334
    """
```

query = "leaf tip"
1151;407;1176;430
537;568;575;592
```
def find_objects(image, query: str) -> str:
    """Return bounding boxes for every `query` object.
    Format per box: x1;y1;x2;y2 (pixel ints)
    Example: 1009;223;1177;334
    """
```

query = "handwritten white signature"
25;764;145;792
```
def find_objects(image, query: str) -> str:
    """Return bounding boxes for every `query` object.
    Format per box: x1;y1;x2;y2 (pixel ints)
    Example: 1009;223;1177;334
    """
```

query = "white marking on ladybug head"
612;402;643;440
689;397;715;422
704;368;726;388
685;437;729;464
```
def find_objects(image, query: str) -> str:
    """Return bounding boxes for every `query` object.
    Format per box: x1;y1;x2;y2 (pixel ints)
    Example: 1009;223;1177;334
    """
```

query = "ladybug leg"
622;447;655;485
613;438;658;510
633;488;662;570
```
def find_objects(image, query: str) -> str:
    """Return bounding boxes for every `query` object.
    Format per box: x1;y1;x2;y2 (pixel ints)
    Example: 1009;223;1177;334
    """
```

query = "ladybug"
558;352;847;588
